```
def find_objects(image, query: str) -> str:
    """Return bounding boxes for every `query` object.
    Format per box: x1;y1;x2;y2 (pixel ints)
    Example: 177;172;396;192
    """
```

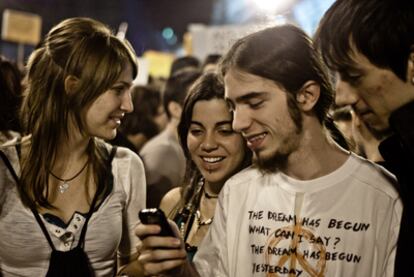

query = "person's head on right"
314;0;414;133
20;17;138;207
219;24;333;172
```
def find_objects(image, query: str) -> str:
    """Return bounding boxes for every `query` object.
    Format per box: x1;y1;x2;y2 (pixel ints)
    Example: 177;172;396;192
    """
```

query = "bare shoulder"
159;187;182;216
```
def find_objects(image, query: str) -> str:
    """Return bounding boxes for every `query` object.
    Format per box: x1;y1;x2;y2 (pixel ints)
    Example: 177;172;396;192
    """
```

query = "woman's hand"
135;220;187;276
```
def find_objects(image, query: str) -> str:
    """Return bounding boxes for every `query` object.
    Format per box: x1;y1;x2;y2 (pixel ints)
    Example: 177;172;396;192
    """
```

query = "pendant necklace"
195;181;217;227
49;160;89;193
195;210;213;227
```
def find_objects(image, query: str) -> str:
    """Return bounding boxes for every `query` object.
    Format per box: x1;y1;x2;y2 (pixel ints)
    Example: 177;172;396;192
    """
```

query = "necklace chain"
49;160;89;193
203;183;218;199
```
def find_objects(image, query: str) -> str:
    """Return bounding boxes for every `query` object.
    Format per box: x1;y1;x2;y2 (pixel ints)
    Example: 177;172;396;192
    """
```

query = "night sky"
0;0;215;58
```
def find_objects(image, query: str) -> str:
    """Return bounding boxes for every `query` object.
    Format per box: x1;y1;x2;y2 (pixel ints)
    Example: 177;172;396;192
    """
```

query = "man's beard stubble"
253;95;303;174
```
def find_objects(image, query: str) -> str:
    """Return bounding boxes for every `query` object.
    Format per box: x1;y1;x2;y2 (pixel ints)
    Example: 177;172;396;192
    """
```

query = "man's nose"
335;77;359;108
232;106;251;133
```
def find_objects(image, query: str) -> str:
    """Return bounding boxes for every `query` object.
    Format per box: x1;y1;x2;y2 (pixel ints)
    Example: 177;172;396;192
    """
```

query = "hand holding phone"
138;208;177;237
137;208;187;276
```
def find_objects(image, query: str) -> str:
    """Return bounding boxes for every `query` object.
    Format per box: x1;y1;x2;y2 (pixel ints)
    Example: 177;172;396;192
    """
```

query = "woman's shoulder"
102;141;146;201
159;187;182;216
99;139;145;178
114;144;141;160
100;140;144;168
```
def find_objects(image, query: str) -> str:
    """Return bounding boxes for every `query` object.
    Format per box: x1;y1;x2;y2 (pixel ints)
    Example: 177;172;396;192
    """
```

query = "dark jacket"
379;101;414;277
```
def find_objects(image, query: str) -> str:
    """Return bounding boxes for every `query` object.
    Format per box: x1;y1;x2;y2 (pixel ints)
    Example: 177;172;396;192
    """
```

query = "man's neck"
280;124;349;180
362;138;383;163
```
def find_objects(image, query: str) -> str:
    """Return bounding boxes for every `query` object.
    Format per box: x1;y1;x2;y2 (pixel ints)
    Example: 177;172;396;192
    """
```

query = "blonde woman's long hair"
20;17;138;208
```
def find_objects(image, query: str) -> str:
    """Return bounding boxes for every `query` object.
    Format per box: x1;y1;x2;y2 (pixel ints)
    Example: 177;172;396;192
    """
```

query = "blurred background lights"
0;0;339;58
162;27;174;40
250;0;296;14
274;14;287;25
252;0;280;12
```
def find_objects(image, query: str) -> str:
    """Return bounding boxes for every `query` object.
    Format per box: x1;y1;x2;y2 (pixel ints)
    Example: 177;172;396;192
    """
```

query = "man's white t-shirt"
194;153;402;277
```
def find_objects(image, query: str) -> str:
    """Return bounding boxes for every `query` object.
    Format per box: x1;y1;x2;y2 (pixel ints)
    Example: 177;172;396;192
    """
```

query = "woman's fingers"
135;223;161;238
139;247;187;263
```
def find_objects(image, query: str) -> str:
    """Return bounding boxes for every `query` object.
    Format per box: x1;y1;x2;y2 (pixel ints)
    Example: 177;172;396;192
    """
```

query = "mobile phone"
139;208;176;237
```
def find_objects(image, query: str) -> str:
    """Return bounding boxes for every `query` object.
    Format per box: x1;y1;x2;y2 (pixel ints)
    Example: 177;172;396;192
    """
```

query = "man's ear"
167;101;183;119
296;80;320;112
64;75;80;95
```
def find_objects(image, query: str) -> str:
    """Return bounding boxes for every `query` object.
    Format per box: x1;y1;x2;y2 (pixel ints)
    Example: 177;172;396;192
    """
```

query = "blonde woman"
0;18;145;276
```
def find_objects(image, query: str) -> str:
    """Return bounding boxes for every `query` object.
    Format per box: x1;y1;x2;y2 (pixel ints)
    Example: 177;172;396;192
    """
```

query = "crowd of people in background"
0;56;22;144
0;0;413;276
